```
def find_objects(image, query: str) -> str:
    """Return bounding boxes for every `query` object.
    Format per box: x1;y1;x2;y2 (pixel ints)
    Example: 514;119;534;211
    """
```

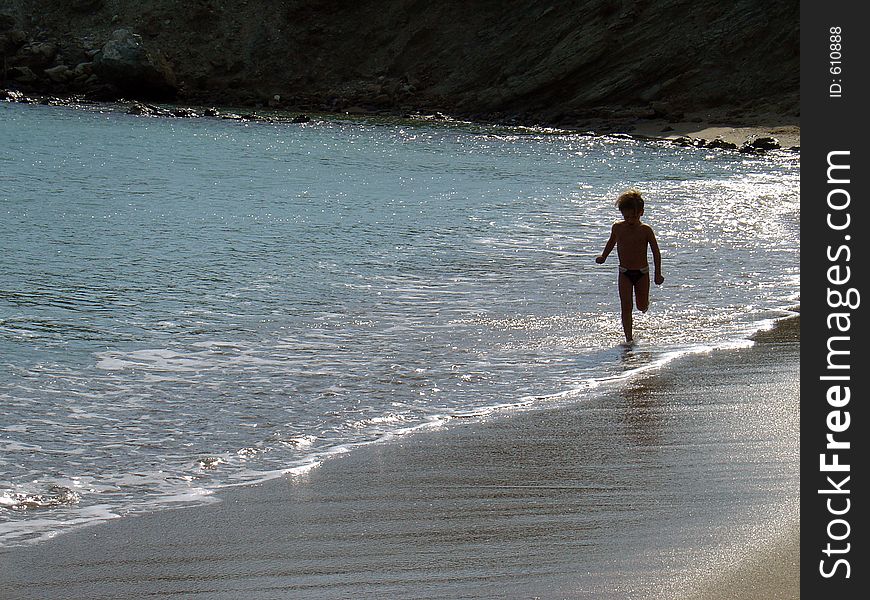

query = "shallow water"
0;103;799;545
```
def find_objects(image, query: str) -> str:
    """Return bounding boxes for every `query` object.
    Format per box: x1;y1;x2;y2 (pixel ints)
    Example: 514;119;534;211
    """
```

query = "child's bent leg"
635;275;651;313
618;274;634;342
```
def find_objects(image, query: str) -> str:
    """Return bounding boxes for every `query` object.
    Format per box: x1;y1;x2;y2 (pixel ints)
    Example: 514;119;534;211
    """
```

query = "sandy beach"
628;114;800;149
0;316;799;600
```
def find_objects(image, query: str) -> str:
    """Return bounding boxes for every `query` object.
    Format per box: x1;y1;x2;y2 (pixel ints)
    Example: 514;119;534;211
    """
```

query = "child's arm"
595;225;617;264
649;229;664;284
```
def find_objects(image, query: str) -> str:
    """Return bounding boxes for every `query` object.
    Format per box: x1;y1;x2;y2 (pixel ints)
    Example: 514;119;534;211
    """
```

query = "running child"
595;189;664;343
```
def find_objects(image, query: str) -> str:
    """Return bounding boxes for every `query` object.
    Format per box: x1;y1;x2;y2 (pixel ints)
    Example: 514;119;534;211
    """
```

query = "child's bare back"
595;189;664;343
611;219;657;270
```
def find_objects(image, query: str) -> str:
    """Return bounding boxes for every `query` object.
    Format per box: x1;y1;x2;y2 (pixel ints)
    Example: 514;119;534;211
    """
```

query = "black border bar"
801;2;868;596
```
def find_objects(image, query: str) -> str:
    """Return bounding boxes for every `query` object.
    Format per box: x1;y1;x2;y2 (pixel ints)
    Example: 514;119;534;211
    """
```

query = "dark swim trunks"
619;266;649;285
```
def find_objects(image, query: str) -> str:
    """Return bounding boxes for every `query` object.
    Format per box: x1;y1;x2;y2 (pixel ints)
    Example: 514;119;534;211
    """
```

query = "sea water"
0;102;799;545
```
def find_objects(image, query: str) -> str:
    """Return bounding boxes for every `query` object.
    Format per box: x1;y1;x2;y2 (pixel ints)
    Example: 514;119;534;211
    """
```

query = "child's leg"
618;274;634;342
635;274;651;312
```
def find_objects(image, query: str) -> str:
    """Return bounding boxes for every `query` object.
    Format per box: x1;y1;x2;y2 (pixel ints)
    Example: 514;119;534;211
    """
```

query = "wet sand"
0;318;799;599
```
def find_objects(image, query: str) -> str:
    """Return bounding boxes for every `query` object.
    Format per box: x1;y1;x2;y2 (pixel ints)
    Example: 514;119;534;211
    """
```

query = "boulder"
44;64;72;83
170;107;199;118
7;65;39;83
1;89;26;101
707;137;738;150
92;29;177;100
747;136;781;150
739;136;781;154
72;62;94;77
85;82;122;101
0;29;27;55
12;41;58;70
0;12;15;32
126;101;158;116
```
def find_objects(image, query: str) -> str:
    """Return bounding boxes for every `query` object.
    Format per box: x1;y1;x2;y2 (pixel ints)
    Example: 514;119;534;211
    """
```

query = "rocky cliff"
1;0;798;129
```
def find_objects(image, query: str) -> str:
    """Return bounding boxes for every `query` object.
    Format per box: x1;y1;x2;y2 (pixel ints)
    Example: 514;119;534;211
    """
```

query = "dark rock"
92;29;177;100
44;65;72;83
291;114;311;123
170;107;198;118
127;102;199;118
78;74;99;87
126;101;159;116
6;65;39;83
738;136;781;154
0;29;27;55
72;62;94;77
69;0;105;14
1;89;26;101
13;41;58;70
707;137;738;150
84;82;122;101
748;136;781;150
0;13;15;32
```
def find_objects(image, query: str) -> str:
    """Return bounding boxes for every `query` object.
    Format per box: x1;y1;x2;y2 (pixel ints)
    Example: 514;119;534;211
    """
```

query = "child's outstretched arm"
595;225;617;264
649;230;664;284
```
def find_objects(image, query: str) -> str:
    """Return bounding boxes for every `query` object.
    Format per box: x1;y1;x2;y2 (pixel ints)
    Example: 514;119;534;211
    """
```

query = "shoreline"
0;312;798;550
0;316;800;599
2;90;800;152
626;116;800;150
